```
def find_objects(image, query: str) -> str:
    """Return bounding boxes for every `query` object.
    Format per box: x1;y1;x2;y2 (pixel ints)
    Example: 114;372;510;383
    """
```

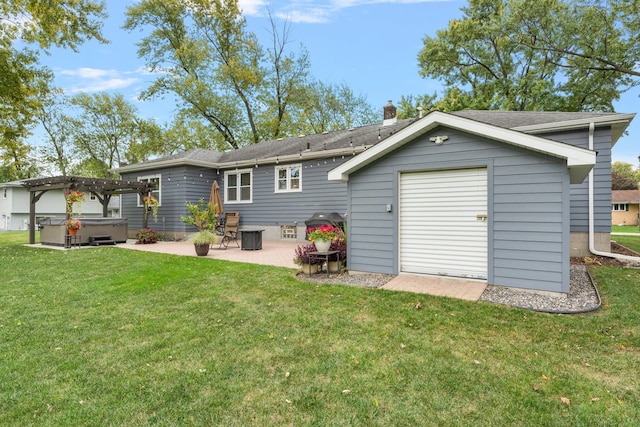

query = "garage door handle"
476;214;488;221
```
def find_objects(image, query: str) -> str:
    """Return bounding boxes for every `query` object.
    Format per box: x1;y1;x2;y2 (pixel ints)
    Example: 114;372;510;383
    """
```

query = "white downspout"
588;122;640;262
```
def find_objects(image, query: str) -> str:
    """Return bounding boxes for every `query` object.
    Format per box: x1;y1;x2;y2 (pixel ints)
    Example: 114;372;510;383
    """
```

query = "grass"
1;232;639;426
612;234;640;254
612;225;640;234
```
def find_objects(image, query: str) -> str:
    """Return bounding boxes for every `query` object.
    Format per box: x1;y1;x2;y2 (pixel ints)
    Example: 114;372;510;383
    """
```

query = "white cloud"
269;0;447;23
239;0;269;15
275;8;332;23
57;67;141;93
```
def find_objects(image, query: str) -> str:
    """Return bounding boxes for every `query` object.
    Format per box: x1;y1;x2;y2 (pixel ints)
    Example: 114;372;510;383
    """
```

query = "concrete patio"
117;239;487;301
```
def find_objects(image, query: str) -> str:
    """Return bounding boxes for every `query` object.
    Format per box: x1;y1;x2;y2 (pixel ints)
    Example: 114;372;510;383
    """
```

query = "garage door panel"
400;168;488;279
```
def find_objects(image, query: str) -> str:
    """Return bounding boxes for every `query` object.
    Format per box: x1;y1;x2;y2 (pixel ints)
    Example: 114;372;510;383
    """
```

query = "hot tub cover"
39;217;128;226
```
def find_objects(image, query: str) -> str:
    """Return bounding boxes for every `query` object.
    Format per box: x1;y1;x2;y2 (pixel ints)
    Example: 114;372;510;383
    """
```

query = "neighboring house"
0;180;120;231
114;106;635;294
612;188;640;225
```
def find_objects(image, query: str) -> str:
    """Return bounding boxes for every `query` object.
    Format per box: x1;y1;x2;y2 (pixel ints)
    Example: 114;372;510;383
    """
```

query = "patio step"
89;235;116;246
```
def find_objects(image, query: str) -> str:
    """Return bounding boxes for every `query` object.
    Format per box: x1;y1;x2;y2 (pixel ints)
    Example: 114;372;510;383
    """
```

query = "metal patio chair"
218;212;240;249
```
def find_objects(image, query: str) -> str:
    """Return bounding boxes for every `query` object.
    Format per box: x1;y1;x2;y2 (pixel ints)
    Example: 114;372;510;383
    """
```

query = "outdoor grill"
304;212;345;240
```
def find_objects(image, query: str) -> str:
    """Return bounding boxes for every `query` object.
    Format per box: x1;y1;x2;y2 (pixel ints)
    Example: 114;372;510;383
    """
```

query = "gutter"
588;121;640;263
112;146;369;174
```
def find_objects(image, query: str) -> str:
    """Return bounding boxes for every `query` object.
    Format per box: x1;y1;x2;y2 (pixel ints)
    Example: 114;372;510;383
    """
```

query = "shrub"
135;228;159;244
293;243;323;265
189;230;217;245
330;239;347;263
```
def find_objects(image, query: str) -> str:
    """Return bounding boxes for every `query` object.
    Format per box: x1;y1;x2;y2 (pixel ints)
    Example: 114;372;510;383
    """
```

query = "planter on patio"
194;243;210;256
300;263;320;274
328;260;343;273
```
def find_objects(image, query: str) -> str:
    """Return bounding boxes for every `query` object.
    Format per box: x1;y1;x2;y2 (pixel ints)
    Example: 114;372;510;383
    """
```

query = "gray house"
114;108;635;294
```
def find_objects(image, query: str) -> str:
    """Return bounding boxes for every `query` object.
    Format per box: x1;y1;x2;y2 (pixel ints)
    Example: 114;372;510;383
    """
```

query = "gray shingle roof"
114;110;633;173
450;110;621;129
218;119;416;163
140;148;224;165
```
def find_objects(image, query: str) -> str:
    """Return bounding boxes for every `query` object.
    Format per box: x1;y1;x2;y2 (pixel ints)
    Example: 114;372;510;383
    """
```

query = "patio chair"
219;212;240;249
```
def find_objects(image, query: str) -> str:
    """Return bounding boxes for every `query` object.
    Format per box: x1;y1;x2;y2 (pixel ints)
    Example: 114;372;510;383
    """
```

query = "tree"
295;81;378;135
612;161;640;190
396;94;439;119
0;0;107;179
416;0;639;112
64;92;162;177
124;0;267;149
124;0;377;149
37;89;74;176
161;111;227;154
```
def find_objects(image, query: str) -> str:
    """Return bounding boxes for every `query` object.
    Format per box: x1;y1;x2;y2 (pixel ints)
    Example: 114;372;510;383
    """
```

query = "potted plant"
65;218;81;236
306;224;341;252
143;195;159;223
189;230;218;256
180;198;219;256
328;238;347;273
135;228;159;244
293;243;323;274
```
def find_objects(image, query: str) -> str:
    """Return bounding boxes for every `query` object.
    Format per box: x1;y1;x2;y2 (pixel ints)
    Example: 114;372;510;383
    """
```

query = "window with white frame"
225;169;252;203
137;174;161;206
612;203;629;211
275;164;301;192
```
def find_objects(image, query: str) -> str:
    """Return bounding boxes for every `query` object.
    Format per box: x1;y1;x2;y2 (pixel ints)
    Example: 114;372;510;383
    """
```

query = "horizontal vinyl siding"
348;128;569;292
121;166;218;233
492;153;568;292
121;158;349;238
223;158;348;229
536;128;612;233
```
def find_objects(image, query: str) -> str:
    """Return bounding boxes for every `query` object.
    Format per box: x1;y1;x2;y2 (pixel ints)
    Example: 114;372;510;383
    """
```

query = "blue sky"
39;0;638;165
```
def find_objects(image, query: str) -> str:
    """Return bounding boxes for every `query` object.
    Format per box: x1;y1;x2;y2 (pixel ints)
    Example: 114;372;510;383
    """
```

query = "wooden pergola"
21;176;154;244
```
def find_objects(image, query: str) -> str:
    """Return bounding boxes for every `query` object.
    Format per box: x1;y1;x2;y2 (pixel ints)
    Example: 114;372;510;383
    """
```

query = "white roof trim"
513;113;635;146
328;111;597;184
113;158;218;173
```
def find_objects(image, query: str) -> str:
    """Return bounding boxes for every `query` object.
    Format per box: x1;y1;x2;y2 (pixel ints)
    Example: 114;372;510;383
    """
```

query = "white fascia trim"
214;146;368;170
328;112;596;183
513;113;636;134
112;159;218;174
113;146;369;175
514;113;635;147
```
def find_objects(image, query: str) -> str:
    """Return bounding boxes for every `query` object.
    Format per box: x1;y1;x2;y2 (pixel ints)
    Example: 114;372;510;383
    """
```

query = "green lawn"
612;225;640;234
612;234;640;254
1;232;639;426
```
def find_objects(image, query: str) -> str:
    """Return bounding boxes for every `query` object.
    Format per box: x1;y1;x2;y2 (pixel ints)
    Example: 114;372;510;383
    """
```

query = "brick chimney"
383;100;397;126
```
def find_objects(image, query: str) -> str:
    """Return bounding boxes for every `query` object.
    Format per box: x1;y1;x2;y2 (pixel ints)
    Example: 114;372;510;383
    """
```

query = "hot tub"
39;217;128;247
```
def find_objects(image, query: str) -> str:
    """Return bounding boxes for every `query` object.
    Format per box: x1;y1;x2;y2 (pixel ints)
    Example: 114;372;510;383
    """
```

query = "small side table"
65;234;81;249
308;250;339;276
240;229;264;250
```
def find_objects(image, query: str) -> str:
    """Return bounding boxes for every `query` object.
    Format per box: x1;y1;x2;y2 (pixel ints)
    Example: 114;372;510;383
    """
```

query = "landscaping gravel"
298;265;601;314
478;265;601;314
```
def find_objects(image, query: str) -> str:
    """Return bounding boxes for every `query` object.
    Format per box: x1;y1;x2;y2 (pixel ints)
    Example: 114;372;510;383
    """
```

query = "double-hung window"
275;164;301;193
612;203;629;212
225;169;252;203
137;174;161;206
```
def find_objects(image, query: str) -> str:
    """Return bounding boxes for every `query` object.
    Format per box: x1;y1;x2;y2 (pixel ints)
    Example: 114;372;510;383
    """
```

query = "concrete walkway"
382;274;487;301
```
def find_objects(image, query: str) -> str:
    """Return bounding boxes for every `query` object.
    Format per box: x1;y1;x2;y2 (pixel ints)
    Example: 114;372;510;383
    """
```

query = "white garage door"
400;168;488;279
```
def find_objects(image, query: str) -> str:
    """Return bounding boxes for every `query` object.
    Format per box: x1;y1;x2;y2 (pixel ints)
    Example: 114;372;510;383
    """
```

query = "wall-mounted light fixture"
429;135;448;145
